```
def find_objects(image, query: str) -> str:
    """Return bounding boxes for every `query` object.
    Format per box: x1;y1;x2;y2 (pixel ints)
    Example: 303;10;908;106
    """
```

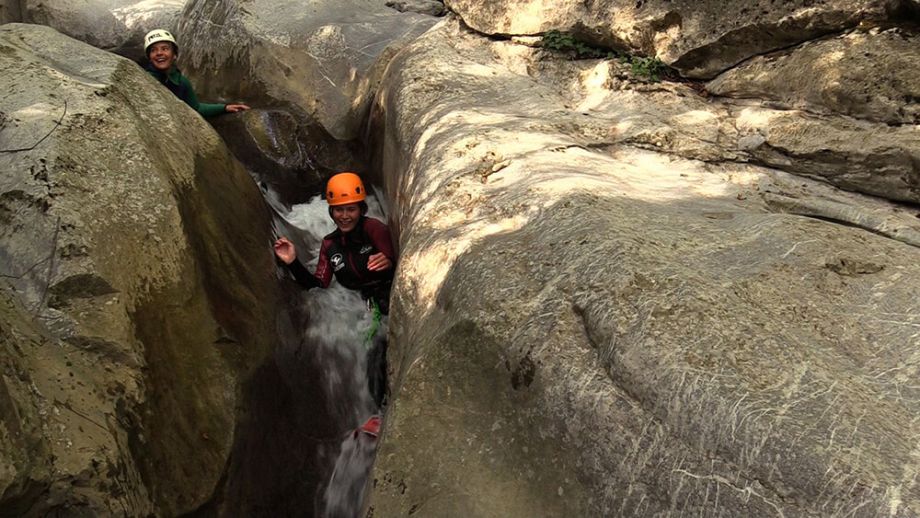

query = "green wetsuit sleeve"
197;102;227;118
181;76;226;118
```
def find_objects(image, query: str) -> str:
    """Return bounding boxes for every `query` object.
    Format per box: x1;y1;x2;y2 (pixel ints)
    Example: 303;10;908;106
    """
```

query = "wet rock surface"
367;19;920;517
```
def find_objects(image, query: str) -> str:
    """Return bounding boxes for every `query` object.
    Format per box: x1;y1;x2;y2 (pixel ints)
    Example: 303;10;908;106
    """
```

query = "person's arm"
179;76;237;118
287;257;320;290
198;102;228;118
313;239;333;288
178;76;226;118
365;218;396;272
274;237;322;289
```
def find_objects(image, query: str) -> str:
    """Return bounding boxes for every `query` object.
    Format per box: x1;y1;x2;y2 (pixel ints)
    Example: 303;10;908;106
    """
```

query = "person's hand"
367;253;392;272
273;237;297;264
225;103;251;113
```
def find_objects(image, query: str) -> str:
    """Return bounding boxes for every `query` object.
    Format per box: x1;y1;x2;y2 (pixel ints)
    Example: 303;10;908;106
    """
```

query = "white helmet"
144;29;177;54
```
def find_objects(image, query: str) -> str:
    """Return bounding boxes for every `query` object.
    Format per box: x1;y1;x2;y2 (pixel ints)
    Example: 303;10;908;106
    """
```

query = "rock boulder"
2;0;184;59
0;23;282;516
386;0;446;16
208;108;359;208
368;19;920;517
708;28;920;126
178;0;440;140
444;0;918;78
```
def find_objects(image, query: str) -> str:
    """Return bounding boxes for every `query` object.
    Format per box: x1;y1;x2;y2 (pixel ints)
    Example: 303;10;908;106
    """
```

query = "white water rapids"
281;191;389;518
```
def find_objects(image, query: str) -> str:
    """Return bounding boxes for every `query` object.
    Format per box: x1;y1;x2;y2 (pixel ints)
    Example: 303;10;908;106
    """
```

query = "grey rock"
5;0;183;56
209;108;358;207
109;0;186;61
178;0;439;140
386;0;446;16
444;0;915;78
708;28;920;126
0;23;282;516
20;0;126;49
367;19;920;517
730;105;920;204
0;0;24;24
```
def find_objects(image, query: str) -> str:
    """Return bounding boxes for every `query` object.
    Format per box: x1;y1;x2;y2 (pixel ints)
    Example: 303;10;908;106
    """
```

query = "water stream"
282;192;389;518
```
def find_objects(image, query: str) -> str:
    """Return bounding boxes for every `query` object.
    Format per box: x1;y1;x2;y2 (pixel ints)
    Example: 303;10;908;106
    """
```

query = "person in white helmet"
143;29;249;117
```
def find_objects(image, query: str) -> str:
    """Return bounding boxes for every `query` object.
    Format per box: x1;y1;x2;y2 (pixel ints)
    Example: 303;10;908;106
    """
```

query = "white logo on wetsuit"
359;245;373;254
330;253;345;271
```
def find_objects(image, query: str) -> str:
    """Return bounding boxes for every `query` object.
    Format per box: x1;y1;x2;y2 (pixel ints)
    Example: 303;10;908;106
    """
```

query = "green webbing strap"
364;299;383;348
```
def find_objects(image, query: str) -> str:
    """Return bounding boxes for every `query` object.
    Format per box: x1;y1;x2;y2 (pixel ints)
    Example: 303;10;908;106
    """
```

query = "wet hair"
328;201;368;218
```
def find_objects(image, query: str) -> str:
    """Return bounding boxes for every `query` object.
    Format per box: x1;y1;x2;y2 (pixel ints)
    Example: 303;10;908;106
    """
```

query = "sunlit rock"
452;35;920;204
368;19;920;516
444;0;917;78
708;28;920;126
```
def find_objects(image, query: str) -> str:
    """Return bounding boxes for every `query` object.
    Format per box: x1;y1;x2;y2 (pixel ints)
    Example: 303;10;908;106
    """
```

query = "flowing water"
282;192;389;518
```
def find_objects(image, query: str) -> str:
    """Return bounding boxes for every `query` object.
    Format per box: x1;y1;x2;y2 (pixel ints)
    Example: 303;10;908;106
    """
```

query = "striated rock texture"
0;0;184;59
178;0;440;140
708;27;920;126
0;23;283;516
367;19;920;517
443;0;920;78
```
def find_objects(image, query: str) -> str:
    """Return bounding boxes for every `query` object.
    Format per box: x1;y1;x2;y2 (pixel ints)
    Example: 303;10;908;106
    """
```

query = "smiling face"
331;204;361;233
147;42;177;72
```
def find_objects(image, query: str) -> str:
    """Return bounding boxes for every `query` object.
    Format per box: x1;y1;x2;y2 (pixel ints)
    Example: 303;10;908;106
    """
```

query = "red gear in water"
356;415;381;438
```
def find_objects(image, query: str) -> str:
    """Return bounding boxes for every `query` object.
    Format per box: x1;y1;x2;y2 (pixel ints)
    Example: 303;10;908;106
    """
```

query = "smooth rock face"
109;0;186;61
178;0;439;140
708;28;920;125
5;0;184;58
209;109;358;207
0;23;282;515
444;0;916;78
0;0;23;24
18;0;124;48
386;0;446;16
368;19;920;517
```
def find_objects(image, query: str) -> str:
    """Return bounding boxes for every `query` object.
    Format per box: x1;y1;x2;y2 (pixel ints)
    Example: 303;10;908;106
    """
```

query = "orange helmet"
326;172;366;206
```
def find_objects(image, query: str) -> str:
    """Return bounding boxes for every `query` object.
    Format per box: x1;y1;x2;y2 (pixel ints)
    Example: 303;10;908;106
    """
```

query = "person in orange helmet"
273;172;396;314
274;173;395;407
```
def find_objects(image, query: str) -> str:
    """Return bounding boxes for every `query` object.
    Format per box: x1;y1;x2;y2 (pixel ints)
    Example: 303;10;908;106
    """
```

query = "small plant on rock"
540;30;668;82
629;56;666;82
540;30;614;60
